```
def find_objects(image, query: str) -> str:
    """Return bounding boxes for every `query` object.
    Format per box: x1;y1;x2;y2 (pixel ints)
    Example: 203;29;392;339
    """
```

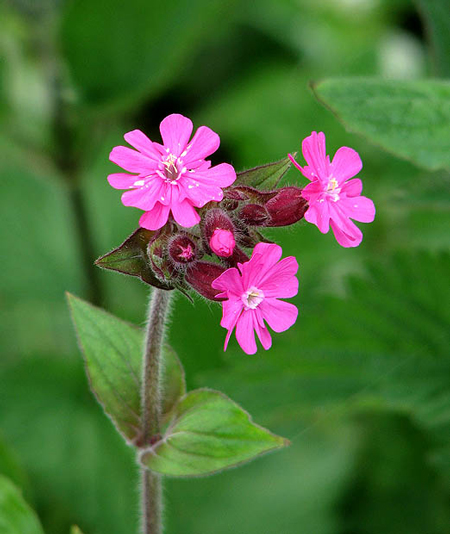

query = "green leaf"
95;228;174;291
70;527;84;534
67;293;186;444
416;0;450;77
0;435;29;498
61;0;237;111
0;475;45;534
311;78;450;171
235;155;293;189
140;388;289;477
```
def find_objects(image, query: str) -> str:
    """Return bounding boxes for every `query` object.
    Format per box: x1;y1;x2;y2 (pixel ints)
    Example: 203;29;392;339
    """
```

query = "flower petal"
259;257;299;298
138;203;171;231
331;146;362;184
329;204;363;247
235;310;257;355
339;195;376;223
170;199;201;228
159;114;193;156
220;297;244;331
180;177;224;208
121;179;165;211
341;178;362;197
212;267;243;295
253;313;272;350
329;219;362;247
305;201;330;234
301;131;329;181
193;163;237;188
240;243;283;288
260;299;298;333
107;172;139;190
110;146;158;174
123;130;161;160
183;126;220;164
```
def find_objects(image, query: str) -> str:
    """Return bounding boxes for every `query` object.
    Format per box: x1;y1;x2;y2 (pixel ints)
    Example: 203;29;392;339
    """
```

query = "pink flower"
209;228;235;257
108;114;236;230
289;131;375;247
211;242;298;355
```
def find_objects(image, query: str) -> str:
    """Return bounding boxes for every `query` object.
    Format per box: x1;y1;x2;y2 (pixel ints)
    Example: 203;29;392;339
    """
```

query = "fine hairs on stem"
141;288;172;534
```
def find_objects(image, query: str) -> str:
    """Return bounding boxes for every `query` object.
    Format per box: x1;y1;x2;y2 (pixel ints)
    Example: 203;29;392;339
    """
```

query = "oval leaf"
67;293;186;444
312;78;450;171
139;388;289;477
95;228;174;291
235;155;293;189
0;475;45;534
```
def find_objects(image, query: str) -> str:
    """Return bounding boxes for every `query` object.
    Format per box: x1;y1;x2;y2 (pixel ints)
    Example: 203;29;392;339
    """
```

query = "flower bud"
265;187;308;227
203;208;235;238
147;238;178;283
209;229;235;257
239;203;269;226
168;234;197;265
185;261;226;300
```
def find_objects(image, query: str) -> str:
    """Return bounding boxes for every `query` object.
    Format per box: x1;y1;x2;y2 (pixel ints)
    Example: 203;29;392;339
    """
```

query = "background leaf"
60;0;237;111
140;388;288;477
0;475;45;534
68;293;186;443
415;0;450;77
312;78;450;171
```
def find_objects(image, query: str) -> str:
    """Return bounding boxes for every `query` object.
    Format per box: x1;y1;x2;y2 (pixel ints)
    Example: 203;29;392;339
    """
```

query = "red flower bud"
239;203;269;226
203;208;235;238
209;229;235;257
168;234;197;265
265;187;308;227
185;261;226;300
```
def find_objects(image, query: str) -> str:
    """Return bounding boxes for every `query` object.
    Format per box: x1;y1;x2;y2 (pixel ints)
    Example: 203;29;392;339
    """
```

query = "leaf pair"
67;294;288;477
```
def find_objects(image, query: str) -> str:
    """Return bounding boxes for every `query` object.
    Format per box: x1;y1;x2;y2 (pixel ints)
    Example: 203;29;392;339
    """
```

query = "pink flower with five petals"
211;242;298;355
289;131;375;247
108;114;236;230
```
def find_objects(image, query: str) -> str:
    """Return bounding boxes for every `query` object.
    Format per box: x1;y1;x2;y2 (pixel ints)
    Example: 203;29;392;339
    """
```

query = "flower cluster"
106;114;375;354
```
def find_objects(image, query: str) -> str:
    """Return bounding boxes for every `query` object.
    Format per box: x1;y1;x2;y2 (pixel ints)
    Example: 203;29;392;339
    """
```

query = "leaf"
95;228;174;291
0;435;29;498
415;0;450;77
67;293;186;444
61;0;237;111
235;155;293;189
140;388;289;477
70;527;85;534
311;78;450;171
0;475;45;534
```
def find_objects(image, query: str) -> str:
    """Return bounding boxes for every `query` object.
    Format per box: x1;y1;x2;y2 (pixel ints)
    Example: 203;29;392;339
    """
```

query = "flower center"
177;244;194;260
242;286;264;309
326;176;341;202
162;153;181;183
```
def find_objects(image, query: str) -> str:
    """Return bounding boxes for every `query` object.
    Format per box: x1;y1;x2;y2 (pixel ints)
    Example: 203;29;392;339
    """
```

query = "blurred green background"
1;0;450;532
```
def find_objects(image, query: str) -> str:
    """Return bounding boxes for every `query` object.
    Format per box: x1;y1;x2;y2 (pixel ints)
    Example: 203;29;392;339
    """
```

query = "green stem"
141;288;171;534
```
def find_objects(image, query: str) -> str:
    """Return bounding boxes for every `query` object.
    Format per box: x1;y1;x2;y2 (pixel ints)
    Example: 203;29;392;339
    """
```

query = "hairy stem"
141;288;171;534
